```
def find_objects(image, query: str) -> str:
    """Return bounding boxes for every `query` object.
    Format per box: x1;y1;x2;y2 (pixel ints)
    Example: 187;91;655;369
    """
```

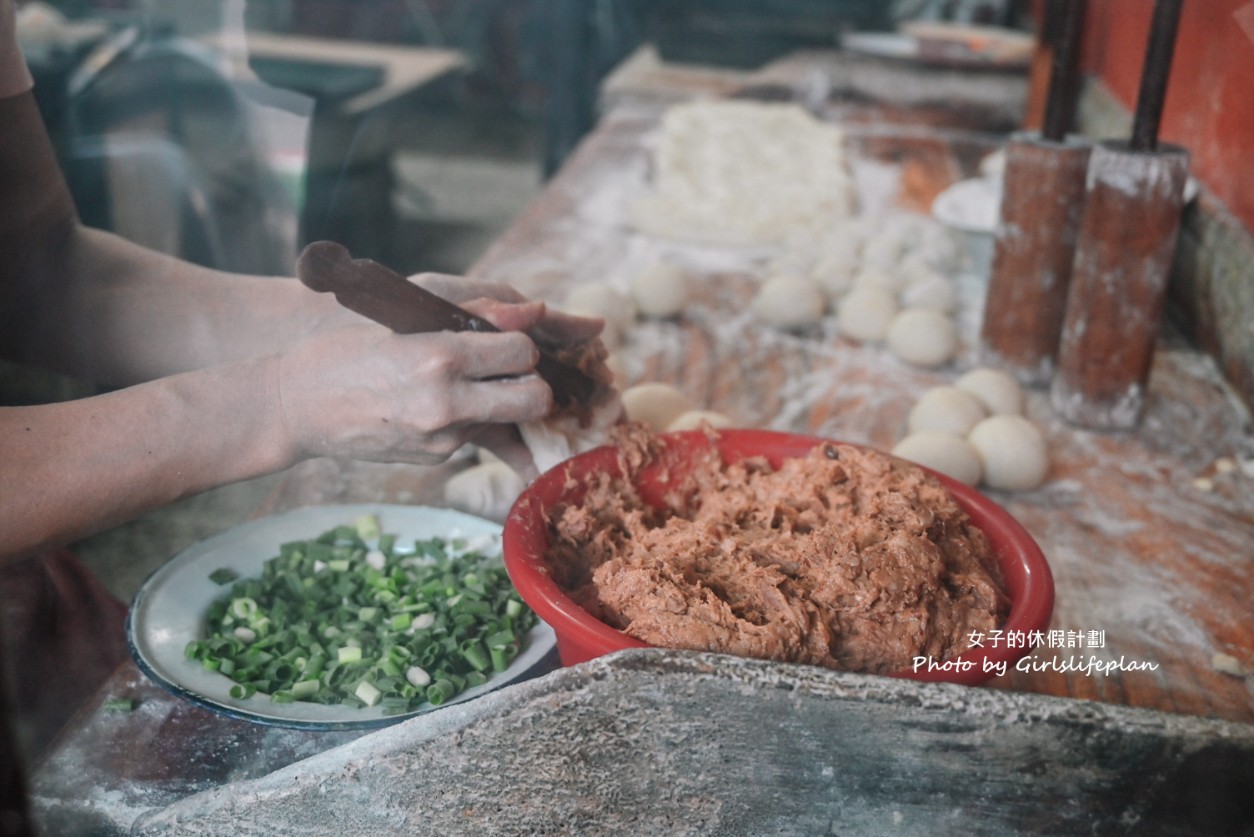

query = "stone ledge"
133;649;1254;836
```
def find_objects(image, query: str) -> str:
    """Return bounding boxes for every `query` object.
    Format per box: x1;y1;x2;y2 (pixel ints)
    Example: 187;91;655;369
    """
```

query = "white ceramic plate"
127;504;556;730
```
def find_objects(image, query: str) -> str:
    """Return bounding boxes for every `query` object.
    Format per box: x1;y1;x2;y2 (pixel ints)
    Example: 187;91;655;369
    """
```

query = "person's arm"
0;88;601;564
0;90;598;385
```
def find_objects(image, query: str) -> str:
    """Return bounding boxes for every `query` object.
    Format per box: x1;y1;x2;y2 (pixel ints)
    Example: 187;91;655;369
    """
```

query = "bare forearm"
22;226;346;386
0;354;296;563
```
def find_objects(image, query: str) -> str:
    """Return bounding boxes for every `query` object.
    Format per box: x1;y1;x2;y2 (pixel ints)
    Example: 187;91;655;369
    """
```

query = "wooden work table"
265;101;1254;725
29;92;1254;834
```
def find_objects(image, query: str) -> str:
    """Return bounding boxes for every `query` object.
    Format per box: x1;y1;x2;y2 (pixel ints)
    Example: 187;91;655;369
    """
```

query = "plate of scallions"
127;504;556;729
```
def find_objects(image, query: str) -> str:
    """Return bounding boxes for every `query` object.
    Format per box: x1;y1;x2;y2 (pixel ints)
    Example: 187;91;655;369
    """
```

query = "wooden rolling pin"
296;241;597;408
1051;0;1190;429
979;0;1089;386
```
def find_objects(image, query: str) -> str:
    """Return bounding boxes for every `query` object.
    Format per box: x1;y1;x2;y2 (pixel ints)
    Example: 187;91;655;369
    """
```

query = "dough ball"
810;249;860;299
861;224;910;268
837;286;898;342
968;414;1049;491
622;382;694;432
900;273;958;313
564;283;636;335
907;385;988;436
752;274;827;330
955;367;1024;416
892;431;983;487
819;224;866;258
886;308;958;368
444;462;525;522
629;262;691;319
917;226;961;271
475;446;501;465
852;265;908;295
767;248;815;279
604;352;626;384
666;409;734;432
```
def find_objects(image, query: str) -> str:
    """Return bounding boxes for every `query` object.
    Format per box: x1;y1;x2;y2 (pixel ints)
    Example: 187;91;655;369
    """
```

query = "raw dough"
564;283;636;336
621;382;694;432
629;262;691;319
666;409;733;432
892;431;983;487
861;226;910;268
629;100;857;244
886;308;958;368
907;386;988;436
955;367;1024;416
753;274;828;330
444;462;526;522
851;265;908;295
900;272;958;312
967;414;1049;491
809;249;860;299
837;286;898;342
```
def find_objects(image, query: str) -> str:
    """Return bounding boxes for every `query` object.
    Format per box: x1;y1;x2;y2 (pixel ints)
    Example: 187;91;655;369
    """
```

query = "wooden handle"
296;241;595;407
297;241;496;335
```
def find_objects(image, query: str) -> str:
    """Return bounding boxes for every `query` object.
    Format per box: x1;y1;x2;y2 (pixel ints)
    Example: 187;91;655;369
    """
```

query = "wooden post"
1050;141;1190;428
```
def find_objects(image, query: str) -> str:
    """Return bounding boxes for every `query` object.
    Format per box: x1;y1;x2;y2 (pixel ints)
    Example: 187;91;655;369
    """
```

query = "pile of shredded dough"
630;100;857;245
545;429;1009;674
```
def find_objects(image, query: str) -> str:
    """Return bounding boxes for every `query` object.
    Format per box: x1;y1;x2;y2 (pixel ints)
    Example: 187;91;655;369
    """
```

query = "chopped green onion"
208;568;239;585
185;523;538;713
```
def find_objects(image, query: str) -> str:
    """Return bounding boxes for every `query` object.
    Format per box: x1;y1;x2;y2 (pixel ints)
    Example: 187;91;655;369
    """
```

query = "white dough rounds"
892;431;983;487
967;414;1049;491
955;367;1024;416
564;283;635;336
907;386;987;436
897;374;1049;492
753;274;827;330
443;462;526;522
629;262;691;319
837;286;898;342
886;308;958;368
667;409;733;432
621;382;694;432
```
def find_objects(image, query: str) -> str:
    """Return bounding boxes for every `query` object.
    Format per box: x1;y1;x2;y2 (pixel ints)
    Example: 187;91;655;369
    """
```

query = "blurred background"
6;0;1026;597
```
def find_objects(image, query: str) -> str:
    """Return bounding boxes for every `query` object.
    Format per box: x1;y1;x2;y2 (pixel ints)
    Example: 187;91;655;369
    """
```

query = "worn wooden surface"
29;82;1254;836
265;103;1254;726
131;650;1254;837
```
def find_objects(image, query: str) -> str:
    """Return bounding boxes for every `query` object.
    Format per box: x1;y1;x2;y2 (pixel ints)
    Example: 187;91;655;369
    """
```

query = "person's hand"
279;274;605;479
410;272;605;347
276;323;552;471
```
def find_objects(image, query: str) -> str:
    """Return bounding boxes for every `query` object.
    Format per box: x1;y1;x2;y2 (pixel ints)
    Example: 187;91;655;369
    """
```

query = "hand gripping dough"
629;262;691;319
621;382;694;432
907;385;988;436
967;414;1049;491
891;431;983;487
886;308;958;368
752;274;827;330
955;367;1024;416
443;462;526;522
837;285;898;342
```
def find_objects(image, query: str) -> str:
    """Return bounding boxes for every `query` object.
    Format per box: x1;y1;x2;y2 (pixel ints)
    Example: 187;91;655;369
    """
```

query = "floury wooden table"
29;93;1254;835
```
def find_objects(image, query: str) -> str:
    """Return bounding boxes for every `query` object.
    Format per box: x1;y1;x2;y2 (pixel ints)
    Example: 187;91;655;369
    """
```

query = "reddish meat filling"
545;430;1009;674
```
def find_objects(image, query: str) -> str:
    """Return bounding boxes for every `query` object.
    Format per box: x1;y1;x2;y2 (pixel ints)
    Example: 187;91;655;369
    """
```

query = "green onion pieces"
186;516;536;714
